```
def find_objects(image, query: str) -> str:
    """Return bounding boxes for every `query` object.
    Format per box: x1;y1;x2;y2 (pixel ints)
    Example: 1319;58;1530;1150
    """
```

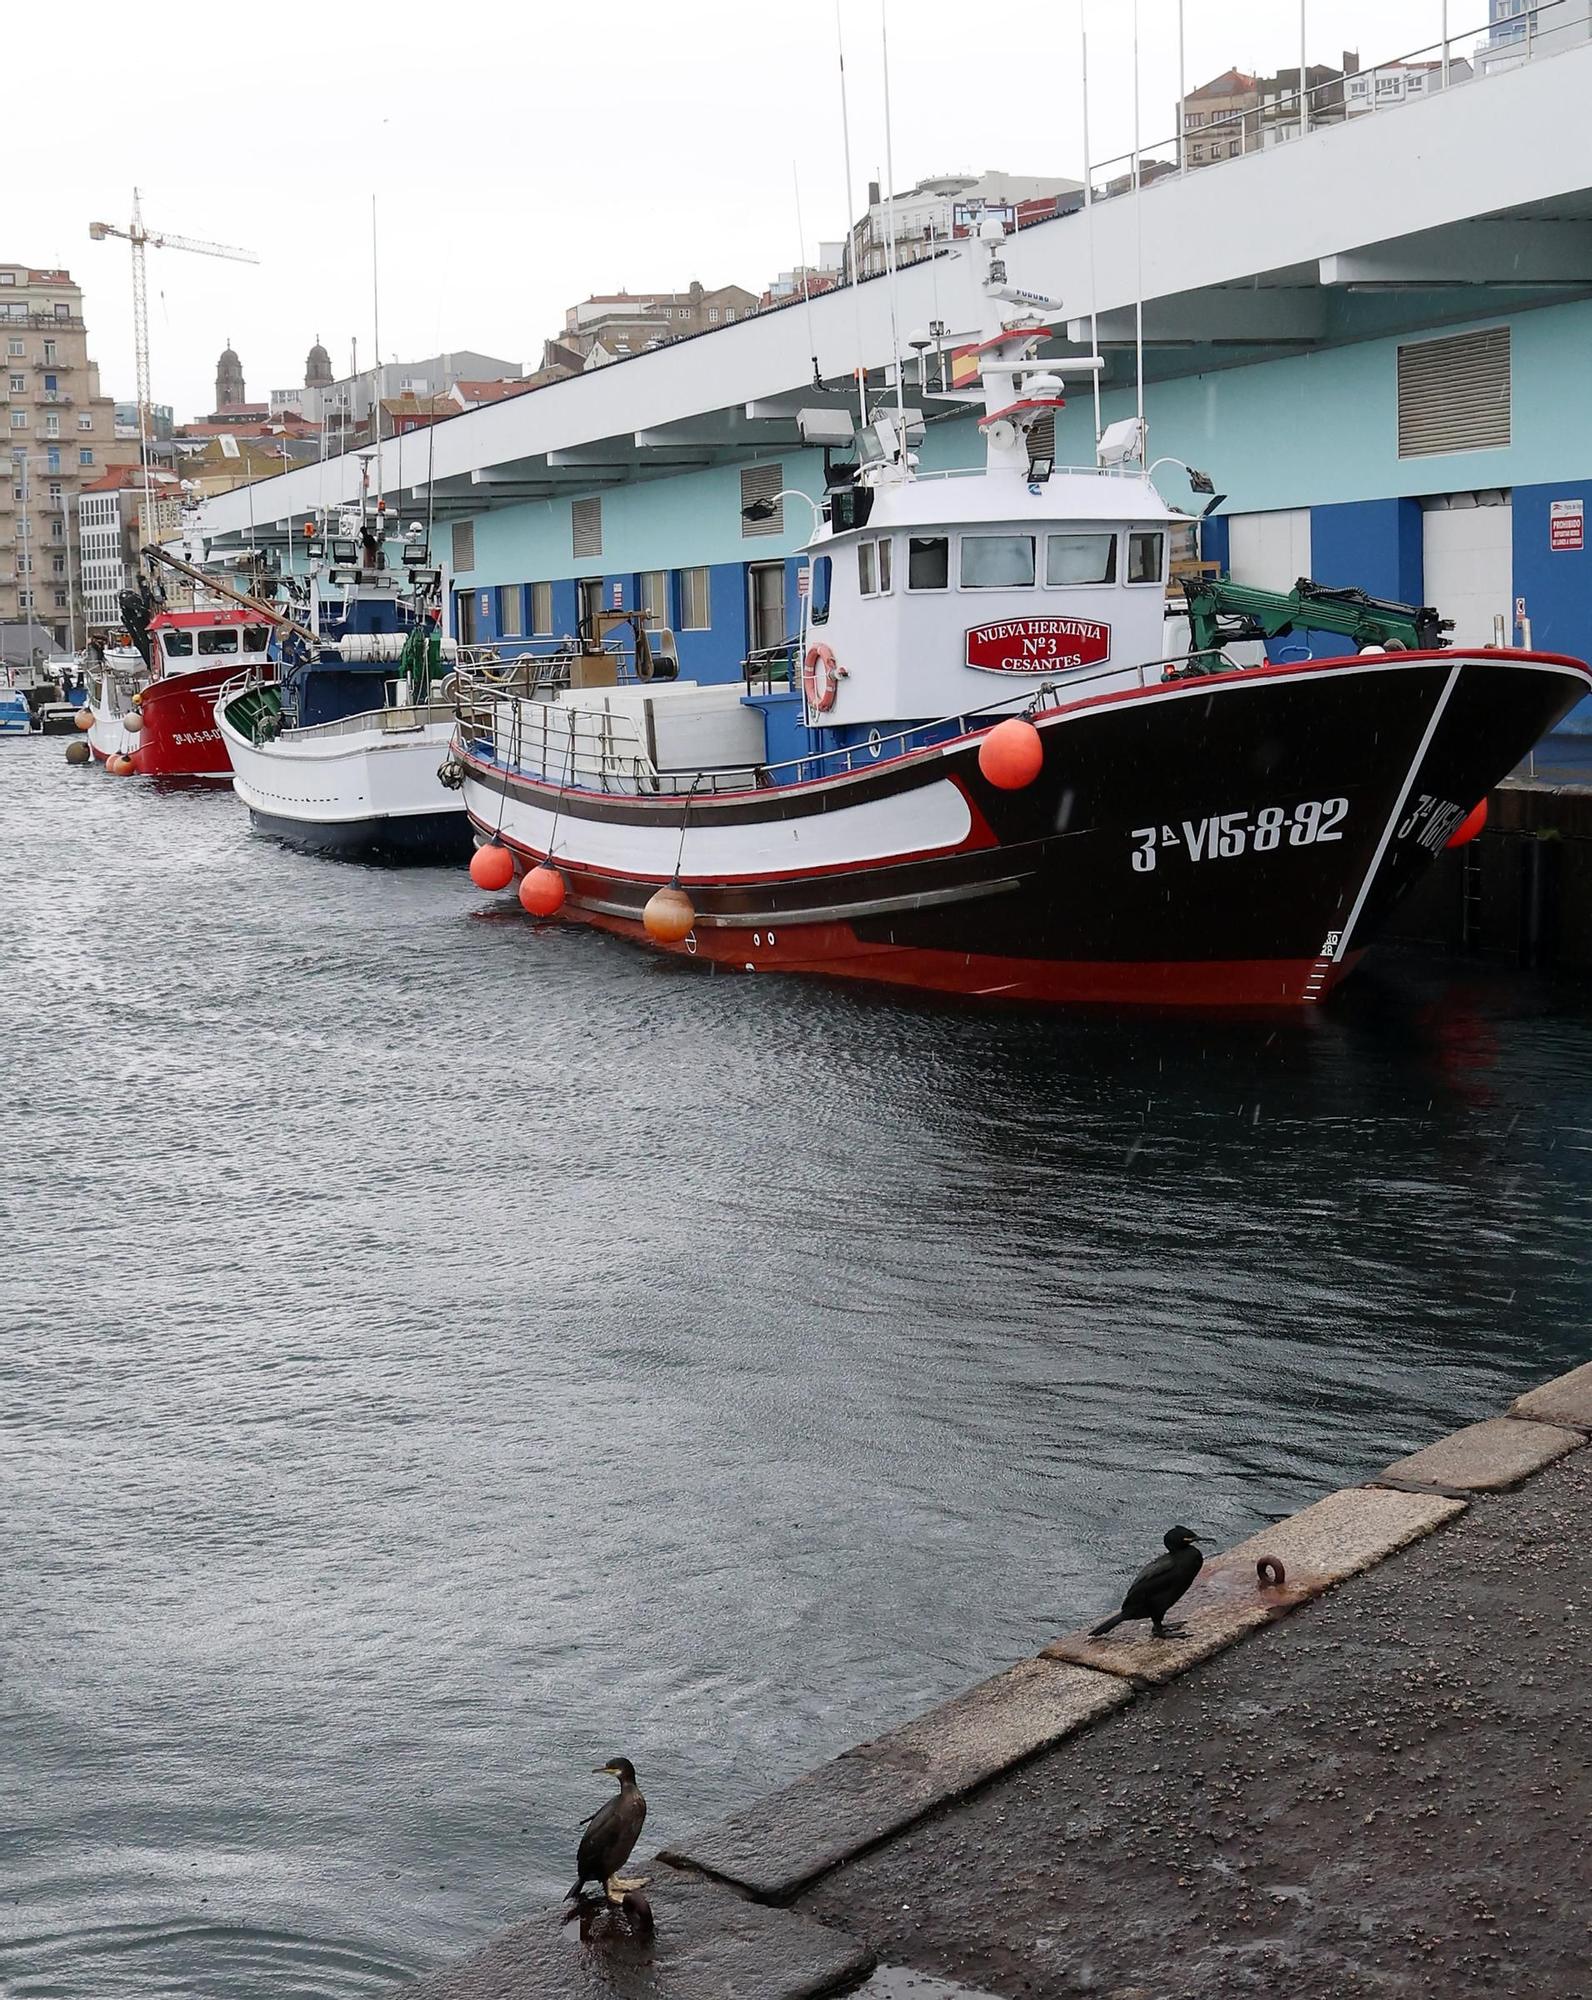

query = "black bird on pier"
1091;1526;1204;1638
568;1757;648;1905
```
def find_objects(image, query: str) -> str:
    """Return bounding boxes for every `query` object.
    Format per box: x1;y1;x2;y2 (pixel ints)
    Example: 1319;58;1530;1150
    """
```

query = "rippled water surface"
4;739;1591;1997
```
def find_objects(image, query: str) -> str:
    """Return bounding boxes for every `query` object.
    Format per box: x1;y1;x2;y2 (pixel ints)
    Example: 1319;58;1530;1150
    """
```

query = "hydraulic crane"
1181;573;1454;665
88;189;258;524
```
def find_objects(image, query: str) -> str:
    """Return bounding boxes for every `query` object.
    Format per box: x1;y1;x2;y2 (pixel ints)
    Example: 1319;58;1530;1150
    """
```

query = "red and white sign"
1550;498;1584;551
965;616;1110;675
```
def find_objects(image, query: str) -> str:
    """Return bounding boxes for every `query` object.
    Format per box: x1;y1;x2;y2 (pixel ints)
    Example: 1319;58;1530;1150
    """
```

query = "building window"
452;519;475;572
725;310;736;322
1127;531;1165;585
74;449;87;466
530;580;553;635
572;494;602;558
1046;533;1117;585
44;414;60;437
43;340;56;364
7;338;23;357
8;411;24;431
77;415;92;432
908;535;949;590
637;569;667;627
1228;140;1241;156
678;565;710;630
54;589;67;609
960;533;1035;588
708;308;720;322
7;374;21;393
498;586;522;638
51;553;65;575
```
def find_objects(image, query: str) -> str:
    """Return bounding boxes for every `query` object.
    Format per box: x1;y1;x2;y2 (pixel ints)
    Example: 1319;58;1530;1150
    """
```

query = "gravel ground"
801;1451;1590;2000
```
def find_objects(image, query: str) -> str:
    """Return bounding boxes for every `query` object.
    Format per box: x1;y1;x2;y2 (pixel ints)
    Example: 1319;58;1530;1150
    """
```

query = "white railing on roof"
1088;0;1590;201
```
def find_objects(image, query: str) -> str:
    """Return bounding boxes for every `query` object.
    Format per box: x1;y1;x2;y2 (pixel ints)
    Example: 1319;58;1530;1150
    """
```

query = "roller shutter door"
1226;509;1312;593
1421;491;1512;648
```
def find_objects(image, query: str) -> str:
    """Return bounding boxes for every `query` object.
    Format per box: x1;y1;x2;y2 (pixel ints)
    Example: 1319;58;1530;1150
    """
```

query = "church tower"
215;340;245;409
304;336;333;389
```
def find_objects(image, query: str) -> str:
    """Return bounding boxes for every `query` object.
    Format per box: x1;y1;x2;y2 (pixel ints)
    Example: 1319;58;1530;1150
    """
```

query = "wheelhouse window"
198;628;240;655
858;541;876;596
678;566;710;630
163;630;193;657
809;554;832;625
1127;531;1166;586
908;536;948;590
877;537;892;592
960;533;1035;588
1046;533;1117;586
243;625;270;652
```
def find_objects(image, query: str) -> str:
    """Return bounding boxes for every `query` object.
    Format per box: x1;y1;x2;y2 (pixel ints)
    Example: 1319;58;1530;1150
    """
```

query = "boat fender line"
802;641;846;714
1256;1556;1286;1588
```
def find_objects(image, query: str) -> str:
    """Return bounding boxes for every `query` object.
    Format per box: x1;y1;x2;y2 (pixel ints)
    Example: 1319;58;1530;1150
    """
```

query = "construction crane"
88;188;258;525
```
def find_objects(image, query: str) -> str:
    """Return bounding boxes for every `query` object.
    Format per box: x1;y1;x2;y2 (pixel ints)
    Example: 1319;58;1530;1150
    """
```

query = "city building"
1344;56;1472;115
77;463;182;632
847;172;1082;279
558;283;759;366
1256;57;1358;144
1180;67;1259;167
114;400;174;444
1;263;121;649
188;33;1592;743
1480;0;1592;74
276;348;523;430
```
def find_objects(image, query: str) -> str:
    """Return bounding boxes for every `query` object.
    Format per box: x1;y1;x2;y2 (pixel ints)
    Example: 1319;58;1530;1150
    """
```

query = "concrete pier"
1387;752;1592;970
398;1361;1590;1999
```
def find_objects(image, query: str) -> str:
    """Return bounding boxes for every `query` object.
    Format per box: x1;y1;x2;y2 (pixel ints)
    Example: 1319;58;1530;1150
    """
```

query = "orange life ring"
802;641;846;714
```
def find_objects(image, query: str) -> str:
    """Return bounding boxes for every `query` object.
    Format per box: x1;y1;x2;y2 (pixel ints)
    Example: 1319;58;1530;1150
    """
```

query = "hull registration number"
1130;798;1348;873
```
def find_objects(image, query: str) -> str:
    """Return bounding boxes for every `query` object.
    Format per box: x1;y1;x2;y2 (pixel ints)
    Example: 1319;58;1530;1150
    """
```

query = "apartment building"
78;463;182;633
1;263;123;649
559;283;759;367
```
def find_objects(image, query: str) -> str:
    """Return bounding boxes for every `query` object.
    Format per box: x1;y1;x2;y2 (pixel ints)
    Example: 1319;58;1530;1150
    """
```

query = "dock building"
190;31;1592;732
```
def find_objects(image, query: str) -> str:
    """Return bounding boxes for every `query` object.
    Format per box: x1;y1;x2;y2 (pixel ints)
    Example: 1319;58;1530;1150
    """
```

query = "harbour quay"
400;1361;1592;2000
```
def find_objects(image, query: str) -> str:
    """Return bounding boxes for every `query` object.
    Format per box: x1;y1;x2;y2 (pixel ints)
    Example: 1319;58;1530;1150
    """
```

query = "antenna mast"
881;1;908;442
1081;17;1103;446
835;2;869;436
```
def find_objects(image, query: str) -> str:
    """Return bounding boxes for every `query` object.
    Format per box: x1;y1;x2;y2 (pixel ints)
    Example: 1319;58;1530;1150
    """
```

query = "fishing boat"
97;552;286;780
451;217;1590;1008
83;640;148;766
0;677;32;735
214;495;467;860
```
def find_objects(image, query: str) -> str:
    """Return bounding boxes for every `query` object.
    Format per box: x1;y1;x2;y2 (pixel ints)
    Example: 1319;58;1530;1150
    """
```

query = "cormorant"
568;1758;648;1905
1091;1526;1204;1638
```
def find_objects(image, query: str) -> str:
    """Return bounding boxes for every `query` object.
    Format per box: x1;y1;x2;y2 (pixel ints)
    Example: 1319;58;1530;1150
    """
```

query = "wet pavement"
798;1446;1590;1999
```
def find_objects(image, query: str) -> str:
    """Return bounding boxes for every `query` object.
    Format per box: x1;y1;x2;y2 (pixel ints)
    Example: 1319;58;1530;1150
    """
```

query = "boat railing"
272;698;457;744
458;646;1248;795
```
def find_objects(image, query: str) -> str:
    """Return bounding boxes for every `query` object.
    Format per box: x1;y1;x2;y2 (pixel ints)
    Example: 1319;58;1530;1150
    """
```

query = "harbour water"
5;737;1592;1999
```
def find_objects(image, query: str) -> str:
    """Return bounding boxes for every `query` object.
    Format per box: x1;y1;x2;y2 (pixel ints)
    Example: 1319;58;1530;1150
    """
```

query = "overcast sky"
15;0;1475;421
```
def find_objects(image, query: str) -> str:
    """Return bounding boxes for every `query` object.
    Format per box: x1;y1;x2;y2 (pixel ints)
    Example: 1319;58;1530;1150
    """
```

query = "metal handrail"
456;646;1249;799
1086;0;1586;199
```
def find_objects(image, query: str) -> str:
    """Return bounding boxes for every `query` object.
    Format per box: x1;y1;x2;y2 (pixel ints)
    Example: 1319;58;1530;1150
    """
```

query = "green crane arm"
1181;575;1453;663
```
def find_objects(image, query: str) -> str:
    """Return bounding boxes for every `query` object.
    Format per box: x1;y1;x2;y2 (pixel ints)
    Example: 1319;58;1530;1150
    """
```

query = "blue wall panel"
1309;498;1424;605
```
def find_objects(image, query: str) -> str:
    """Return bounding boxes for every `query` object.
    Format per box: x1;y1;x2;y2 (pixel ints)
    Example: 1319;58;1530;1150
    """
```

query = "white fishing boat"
215;492;467;861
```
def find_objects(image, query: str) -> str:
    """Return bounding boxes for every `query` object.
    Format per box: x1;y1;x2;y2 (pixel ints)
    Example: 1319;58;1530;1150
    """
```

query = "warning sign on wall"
1550;498;1584;551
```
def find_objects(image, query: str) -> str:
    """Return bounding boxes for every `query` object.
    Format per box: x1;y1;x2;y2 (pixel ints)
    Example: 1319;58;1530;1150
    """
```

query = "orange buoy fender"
74;707;93;731
519;864;567;917
643;884;696;943
124;709;144;732
978;716;1044;791
1446;799;1488;849
469;843;515;891
802;642;846;713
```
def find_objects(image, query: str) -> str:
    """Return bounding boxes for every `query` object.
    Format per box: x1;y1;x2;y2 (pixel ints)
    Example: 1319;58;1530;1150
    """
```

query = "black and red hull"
457;649;1591;1008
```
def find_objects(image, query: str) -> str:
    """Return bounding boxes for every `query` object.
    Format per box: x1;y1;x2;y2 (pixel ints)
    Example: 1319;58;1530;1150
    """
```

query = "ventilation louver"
1397;328;1510;459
